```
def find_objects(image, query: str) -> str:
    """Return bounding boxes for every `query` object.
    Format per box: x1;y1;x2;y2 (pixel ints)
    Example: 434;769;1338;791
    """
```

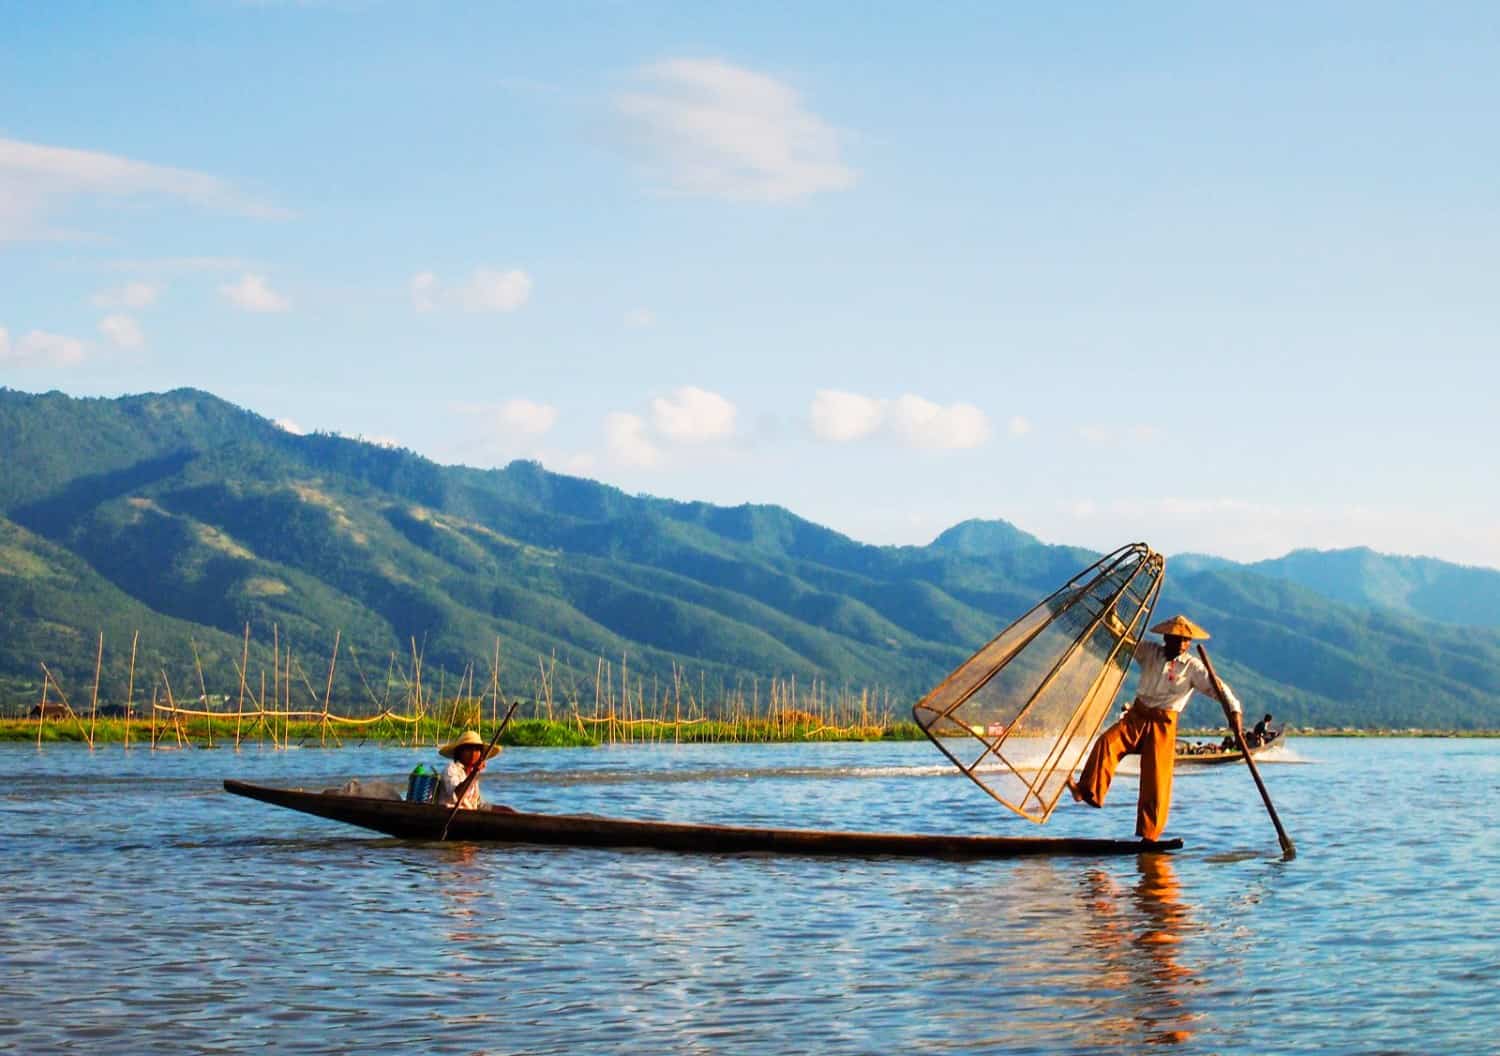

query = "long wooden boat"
223;780;1181;859
1175;730;1284;766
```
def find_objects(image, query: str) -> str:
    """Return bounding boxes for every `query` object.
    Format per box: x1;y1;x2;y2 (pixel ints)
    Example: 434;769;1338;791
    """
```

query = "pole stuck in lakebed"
1198;645;1297;859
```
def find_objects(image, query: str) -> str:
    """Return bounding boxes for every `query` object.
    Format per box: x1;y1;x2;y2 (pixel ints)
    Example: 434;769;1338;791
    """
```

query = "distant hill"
1239;548;1500;628
2;386;1498;730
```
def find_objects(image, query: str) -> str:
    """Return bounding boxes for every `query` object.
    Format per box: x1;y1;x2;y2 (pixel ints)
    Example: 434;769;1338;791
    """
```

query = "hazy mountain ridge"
2;386;1497;729
1172;547;1500;627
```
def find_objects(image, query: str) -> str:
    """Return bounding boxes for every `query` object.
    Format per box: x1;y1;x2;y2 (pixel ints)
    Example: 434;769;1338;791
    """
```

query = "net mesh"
913;543;1163;823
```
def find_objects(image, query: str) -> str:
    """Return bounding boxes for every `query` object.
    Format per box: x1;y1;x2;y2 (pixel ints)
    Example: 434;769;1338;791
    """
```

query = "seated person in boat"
1072;614;1242;841
1250;713;1275;747
436;730;511;811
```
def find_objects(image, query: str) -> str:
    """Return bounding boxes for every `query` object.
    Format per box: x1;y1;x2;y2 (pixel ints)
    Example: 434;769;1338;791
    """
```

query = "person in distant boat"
1251;713;1275;747
435;730;514;812
1071;615;1242;841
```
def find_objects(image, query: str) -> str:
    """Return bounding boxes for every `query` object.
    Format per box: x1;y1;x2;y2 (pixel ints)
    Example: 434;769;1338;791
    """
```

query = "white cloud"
810;389;885;442
220;273;291;313
558;452;597;475
650;385;737;442
451;399;559;436
889;394;989;450
624;308;656;328
1008;416;1033;437
0;136;289;242
604;411;660;467
497;398;558;436
273;418;307;435
414;268;533;313
98;314;145;349
809;390;990;449
0;328;87;367
410;271;439;313
614;58;856;202
91;281;161;309
458;268;532;313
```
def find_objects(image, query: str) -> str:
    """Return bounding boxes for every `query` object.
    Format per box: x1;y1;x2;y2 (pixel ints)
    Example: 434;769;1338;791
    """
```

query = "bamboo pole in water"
88;631;103;749
673;663;681;744
124;631;138;750
284;649;293;749
190;638;211;749
410;637;424;732
235;624;250;749
36;671;47;748
160;669;185;748
260;669;272;749
272;624;280;750
621;653;630;743
320;630;341;747
39;663;89;748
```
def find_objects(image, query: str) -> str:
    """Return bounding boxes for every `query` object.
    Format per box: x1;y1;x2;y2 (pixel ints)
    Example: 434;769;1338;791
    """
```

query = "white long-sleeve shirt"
435;760;485;810
1131;640;1241;716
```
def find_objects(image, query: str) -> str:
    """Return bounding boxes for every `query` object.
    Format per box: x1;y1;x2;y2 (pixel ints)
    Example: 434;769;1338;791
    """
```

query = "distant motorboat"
1174;725;1284;765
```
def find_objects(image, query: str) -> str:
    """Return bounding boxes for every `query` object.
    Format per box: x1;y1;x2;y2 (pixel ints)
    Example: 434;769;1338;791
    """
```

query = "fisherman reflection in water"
435;730;516;813
1081;854;1199;1046
1071;615;1241;840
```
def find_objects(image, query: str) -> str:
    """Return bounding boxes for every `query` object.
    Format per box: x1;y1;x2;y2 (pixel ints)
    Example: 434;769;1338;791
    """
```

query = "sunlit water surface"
2;738;1496;1054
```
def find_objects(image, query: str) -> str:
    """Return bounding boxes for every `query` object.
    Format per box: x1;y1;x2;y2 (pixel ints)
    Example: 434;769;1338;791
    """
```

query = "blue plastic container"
406;764;437;803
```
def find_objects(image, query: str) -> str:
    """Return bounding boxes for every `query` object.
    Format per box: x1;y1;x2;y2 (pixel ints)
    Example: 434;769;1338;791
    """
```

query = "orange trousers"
1077;704;1179;841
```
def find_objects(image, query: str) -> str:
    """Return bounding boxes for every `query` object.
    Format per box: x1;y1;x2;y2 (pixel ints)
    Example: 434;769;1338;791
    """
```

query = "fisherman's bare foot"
1066;776;1086;803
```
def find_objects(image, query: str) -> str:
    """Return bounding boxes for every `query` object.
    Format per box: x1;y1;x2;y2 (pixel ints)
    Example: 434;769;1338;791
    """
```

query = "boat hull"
1176;733;1285;766
223;780;1180;859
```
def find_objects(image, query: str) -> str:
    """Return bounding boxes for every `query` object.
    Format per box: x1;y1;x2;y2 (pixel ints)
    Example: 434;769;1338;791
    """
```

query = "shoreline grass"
3;716;1492;747
0;715;929;747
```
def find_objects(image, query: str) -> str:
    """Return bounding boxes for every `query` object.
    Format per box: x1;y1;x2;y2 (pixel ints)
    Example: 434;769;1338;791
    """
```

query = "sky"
3;2;1498;569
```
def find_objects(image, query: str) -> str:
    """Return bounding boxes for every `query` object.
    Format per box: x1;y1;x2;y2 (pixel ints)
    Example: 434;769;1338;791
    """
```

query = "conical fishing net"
913;543;1163;823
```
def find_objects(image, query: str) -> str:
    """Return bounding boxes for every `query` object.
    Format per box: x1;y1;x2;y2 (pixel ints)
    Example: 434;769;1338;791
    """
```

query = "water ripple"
1;738;1495;1054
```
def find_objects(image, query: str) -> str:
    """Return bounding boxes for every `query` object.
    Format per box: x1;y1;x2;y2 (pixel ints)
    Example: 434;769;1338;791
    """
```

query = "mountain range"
2;386;1497;729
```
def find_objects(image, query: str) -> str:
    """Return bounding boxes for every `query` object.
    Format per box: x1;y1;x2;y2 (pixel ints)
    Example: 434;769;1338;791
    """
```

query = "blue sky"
3;2;1497;568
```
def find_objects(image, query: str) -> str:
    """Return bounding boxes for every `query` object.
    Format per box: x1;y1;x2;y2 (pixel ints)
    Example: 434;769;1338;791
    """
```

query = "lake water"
1;737;1496;1055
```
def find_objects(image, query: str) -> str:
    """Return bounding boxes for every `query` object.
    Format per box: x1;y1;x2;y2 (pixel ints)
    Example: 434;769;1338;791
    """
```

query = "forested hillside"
3;387;1497;729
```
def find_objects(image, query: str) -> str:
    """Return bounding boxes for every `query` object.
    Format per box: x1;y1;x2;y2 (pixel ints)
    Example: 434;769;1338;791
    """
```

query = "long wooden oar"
439;700;519;841
1198;646;1296;859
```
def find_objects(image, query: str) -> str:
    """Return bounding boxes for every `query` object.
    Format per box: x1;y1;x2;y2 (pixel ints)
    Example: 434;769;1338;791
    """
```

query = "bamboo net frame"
913;543;1165;824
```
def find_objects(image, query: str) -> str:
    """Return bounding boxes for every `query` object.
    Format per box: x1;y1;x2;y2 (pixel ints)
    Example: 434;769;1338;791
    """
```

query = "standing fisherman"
1071;615;1242;840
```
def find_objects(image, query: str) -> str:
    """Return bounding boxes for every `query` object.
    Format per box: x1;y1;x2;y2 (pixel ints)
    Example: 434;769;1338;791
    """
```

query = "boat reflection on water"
436;842;493;948
923;852;1212;1051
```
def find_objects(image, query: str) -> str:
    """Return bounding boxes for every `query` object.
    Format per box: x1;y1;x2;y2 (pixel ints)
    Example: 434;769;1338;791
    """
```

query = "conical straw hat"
439;730;502;760
1149;614;1211;640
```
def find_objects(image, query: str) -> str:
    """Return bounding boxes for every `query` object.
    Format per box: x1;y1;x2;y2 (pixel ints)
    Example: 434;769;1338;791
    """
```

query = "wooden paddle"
1198;645;1296;859
439;700;519;841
